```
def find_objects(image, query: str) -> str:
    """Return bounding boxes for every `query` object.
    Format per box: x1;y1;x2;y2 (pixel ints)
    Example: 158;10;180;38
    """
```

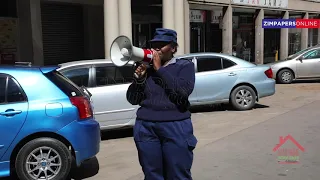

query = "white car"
58;53;275;130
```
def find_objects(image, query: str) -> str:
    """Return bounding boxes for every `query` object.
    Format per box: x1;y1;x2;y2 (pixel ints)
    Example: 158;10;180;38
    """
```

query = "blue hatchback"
0;65;100;180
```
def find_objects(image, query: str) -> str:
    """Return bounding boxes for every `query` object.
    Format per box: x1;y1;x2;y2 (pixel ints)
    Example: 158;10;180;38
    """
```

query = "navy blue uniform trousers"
133;118;198;180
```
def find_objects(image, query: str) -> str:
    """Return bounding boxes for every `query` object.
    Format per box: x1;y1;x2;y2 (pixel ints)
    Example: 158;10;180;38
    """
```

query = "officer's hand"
151;49;162;71
135;63;147;79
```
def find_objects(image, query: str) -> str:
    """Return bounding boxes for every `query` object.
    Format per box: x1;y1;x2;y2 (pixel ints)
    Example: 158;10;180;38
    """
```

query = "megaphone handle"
134;73;139;79
133;61;143;79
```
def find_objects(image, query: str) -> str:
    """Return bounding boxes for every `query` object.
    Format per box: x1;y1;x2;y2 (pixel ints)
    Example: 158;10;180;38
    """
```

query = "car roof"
58;52;256;69
0;64;59;74
59;59;112;66
58;59;115;69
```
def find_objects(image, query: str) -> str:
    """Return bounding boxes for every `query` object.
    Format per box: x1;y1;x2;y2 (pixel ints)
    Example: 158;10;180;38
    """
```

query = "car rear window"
44;70;85;97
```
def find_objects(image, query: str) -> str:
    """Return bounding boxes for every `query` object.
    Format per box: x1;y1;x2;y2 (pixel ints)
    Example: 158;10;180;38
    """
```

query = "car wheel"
15;137;72;180
277;69;293;84
230;85;256;111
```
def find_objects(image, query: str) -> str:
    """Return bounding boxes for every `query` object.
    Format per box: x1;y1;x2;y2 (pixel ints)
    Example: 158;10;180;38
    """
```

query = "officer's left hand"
151;49;162;71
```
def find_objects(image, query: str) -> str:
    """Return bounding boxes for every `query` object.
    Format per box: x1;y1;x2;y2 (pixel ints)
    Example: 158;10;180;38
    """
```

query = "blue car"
0;64;100;180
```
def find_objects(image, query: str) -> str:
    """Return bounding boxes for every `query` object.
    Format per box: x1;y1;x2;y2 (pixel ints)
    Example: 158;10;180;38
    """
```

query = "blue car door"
194;56;238;102
0;75;28;159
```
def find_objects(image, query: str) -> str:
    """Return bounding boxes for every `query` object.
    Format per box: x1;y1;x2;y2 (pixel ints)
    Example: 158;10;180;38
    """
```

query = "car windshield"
286;47;314;60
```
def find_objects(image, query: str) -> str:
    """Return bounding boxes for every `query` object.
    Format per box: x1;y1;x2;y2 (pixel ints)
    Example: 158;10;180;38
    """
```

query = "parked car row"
57;52;276;131
0;51;278;180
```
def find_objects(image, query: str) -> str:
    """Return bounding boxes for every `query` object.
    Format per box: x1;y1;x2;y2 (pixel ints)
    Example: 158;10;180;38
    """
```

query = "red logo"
273;135;305;164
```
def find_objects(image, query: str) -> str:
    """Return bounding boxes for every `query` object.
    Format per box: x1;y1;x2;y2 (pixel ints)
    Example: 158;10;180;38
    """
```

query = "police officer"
126;28;197;180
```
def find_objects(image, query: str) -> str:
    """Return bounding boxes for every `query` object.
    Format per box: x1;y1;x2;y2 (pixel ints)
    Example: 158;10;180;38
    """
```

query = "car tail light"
264;68;273;78
70;96;93;120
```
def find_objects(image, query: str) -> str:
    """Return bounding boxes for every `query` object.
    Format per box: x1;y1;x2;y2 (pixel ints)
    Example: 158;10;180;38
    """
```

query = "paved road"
90;82;320;180
2;81;320;180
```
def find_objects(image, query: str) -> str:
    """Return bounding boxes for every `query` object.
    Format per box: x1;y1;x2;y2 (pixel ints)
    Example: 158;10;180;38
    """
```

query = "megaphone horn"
110;35;154;67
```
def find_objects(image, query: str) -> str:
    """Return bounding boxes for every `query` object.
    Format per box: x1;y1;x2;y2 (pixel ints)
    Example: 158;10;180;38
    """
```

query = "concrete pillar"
163;0;175;29
255;9;264;64
104;0;119;58
118;0;132;41
17;0;43;65
280;11;289;60
174;0;185;56
301;12;308;50
222;5;233;55
184;0;190;54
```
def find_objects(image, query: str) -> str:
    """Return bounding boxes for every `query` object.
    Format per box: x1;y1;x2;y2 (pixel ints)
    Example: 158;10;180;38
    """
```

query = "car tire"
277;69;293;84
15;137;72;180
230;85;256;111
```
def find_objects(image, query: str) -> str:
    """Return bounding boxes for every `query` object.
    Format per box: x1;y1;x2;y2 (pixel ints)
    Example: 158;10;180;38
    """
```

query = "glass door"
190;23;205;53
132;23;162;49
264;28;280;63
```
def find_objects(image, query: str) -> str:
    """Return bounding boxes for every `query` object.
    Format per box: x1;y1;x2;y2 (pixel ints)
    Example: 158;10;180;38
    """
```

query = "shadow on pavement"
0;157;100;180
69;156;100;180
98;104;270;141
292;79;320;84
101;128;133;141
190;103;269;113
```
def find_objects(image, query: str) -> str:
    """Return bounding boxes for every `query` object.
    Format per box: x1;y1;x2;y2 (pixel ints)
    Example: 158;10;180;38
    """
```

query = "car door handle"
228;72;237;76
0;109;22;117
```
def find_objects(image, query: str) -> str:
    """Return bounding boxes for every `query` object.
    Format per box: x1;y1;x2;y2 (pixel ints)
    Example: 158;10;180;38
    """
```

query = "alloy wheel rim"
25;146;62;180
235;89;253;107
281;72;292;82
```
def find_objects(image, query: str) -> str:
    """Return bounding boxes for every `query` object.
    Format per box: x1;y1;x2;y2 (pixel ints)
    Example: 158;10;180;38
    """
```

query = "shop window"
197;56;222;72
288;15;302;55
308;28;319;47
0;0;17;17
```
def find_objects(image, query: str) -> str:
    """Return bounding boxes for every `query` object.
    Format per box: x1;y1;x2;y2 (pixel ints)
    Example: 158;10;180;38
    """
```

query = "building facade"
0;0;319;65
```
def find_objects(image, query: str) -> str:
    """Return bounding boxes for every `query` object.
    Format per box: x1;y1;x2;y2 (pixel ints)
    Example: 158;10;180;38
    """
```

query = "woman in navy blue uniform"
126;28;197;180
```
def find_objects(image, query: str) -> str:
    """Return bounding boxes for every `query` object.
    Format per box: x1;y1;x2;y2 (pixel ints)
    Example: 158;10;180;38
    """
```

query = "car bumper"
57;118;101;166
271;67;280;79
254;78;276;99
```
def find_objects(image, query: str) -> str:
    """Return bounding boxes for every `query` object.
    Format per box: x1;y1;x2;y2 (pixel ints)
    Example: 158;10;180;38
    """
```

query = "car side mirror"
297;56;303;61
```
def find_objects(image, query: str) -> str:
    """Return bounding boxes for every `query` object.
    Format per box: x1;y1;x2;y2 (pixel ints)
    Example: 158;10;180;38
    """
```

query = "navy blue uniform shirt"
126;58;196;122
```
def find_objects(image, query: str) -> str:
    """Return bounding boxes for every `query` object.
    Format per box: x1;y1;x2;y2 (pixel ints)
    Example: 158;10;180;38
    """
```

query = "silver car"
269;44;320;84
57;53;275;130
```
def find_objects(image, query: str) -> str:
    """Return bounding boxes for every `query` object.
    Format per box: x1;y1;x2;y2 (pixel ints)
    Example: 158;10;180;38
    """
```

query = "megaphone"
110;35;154;67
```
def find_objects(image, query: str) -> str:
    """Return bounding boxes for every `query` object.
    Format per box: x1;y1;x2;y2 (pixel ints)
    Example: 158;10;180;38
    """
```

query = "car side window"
303;49;320;59
95;65;135;86
0;76;6;104
95;66;117;86
197;56;222;72
62;68;90;87
116;65;134;83
7;77;26;103
222;58;236;69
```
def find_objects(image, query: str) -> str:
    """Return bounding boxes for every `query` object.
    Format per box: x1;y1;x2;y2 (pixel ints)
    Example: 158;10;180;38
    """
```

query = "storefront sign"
190;10;206;23
231;0;288;8
211;10;223;24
